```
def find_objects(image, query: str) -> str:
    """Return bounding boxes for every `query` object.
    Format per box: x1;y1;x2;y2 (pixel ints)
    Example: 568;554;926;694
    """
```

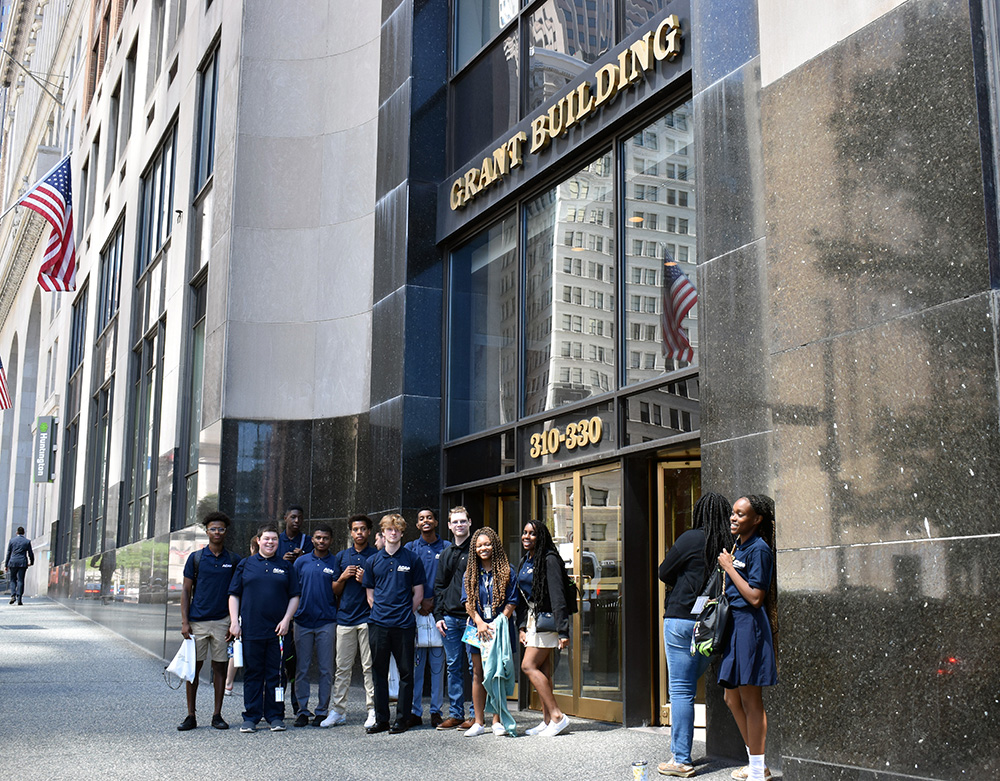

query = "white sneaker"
464;723;486;737
491;722;507;736
363;709;377;729
538;714;569;737
525;720;548;736
320;711;346;727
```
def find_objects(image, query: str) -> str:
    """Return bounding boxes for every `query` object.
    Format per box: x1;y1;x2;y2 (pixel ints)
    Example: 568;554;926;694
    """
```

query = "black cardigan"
658;528;708;619
518;549;570;639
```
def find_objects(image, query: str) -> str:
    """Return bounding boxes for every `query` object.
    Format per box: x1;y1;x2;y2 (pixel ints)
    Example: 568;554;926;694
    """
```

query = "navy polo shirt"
516;557;535;606
362;547;426;629
228;553;301;640
183;546;241;621
725;533;774;609
293;551;338;628
332;545;377;626
405;535;451;593
461;567;517;621
277;531;314;561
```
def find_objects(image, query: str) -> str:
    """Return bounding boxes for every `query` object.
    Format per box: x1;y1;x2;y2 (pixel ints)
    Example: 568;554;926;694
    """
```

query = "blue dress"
717;533;778;688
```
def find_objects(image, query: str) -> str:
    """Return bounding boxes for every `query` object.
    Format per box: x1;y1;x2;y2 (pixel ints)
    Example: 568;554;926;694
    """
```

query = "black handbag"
692;558;733;658
533;611;557;633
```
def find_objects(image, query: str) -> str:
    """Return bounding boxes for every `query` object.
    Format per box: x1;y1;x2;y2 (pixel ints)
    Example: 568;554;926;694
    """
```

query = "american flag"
660;256;697;362
19;155;75;292
0;356;11;410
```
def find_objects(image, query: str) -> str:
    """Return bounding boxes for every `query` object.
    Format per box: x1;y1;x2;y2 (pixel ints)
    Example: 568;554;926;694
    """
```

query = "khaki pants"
331;622;375;715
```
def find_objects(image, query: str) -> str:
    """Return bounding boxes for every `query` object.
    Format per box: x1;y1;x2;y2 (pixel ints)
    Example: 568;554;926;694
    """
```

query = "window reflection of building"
624;104;697;386
524;153;615;417
528;0;613;111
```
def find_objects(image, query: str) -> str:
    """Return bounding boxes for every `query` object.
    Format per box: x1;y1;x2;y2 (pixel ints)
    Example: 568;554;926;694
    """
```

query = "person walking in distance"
4;526;34;605
433;507;474;730
292;524;338;727
405;507;450;728
326;514;378;727
178;512;241;731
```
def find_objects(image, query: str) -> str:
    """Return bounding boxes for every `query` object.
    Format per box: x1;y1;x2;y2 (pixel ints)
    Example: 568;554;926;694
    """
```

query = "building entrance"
533;464;622;722
655;458;704;727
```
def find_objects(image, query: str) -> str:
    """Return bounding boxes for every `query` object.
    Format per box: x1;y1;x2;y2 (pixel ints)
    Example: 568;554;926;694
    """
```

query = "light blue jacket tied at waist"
483;614;516;736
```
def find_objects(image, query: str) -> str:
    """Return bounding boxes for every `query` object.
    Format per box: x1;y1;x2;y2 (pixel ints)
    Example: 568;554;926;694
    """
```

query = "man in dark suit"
4;527;34;605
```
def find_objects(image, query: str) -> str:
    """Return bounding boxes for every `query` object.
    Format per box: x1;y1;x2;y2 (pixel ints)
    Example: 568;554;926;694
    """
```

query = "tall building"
0;0;997;777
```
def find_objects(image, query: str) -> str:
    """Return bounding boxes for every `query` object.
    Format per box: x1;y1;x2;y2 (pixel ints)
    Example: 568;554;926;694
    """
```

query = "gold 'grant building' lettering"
450;14;682;210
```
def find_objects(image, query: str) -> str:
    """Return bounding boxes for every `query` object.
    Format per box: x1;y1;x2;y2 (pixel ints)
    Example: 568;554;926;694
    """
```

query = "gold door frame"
532;464;623;723
656;459;702;726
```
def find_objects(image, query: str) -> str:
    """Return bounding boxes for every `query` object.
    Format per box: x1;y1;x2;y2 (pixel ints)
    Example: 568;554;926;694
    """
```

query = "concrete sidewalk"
0;599;766;780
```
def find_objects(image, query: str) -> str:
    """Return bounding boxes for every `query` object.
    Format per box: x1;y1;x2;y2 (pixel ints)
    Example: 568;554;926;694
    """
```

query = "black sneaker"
312;714;326;727
294;712;310;728
177;714;197;731
211;714;229;730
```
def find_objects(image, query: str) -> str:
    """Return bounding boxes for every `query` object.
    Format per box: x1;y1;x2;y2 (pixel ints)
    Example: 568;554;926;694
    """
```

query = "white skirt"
524;611;559;648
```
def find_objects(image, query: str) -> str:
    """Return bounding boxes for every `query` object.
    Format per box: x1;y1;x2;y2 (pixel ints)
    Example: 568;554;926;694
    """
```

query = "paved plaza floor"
0;598;767;780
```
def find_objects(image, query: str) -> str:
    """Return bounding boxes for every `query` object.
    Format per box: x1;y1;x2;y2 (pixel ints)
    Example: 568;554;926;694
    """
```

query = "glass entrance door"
656;460;702;726
534;465;622;722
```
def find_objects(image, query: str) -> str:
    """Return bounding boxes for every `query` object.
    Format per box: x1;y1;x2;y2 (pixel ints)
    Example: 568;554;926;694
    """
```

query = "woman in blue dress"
717;495;778;781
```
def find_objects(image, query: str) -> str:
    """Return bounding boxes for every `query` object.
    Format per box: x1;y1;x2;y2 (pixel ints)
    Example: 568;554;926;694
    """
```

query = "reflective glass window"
455;0;518;71
447;213;519;439
451;31;519;169
623;103;697;385
524;153;615;417
622;0;672;37
527;0;612;112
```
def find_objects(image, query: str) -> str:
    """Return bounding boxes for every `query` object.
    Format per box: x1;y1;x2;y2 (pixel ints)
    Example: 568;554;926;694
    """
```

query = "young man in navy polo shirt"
405;508;450;728
326;514;378;728
178;511;241;731
228;523;300;733
292;523;338;728
277;505;312;715
362;513;426;734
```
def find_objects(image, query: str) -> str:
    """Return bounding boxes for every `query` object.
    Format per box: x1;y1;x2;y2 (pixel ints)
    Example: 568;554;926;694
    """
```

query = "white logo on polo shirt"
273;568;286;574
323;567;335;575
733;559;746;569
223;564;233;568
398;565;411;572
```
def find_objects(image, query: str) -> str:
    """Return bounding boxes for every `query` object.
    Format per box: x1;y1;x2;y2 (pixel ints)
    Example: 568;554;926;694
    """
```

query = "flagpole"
0;153;71;221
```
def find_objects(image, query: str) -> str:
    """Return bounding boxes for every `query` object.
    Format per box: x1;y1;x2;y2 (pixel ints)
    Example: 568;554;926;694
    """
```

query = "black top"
517;549;570;639
433;536;471;621
658;528;708;619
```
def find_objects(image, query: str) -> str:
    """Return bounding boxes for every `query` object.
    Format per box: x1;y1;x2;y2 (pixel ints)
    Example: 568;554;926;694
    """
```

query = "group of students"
177;504;575;738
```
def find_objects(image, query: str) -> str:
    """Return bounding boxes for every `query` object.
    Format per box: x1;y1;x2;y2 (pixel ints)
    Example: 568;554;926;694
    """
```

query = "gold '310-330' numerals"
529;416;604;459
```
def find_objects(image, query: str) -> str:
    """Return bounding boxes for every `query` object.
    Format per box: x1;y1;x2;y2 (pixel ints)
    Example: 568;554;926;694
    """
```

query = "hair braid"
465;527;512;618
692;491;733;573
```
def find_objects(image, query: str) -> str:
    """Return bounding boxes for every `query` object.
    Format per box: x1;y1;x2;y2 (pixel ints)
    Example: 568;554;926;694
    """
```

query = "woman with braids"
717;495;778;781
656;492;734;777
462;527;517;737
516;519;571;738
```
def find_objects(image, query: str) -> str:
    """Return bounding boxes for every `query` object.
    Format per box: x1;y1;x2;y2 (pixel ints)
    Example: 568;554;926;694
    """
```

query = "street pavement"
0;598;768;780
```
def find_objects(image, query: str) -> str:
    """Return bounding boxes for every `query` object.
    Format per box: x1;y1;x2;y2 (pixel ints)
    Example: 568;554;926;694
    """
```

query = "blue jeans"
664;617;710;765
442;615;470;719
412;645;445;716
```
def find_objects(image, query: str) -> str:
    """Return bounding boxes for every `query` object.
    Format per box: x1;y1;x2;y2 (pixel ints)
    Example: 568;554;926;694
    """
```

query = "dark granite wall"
695;0;1000;777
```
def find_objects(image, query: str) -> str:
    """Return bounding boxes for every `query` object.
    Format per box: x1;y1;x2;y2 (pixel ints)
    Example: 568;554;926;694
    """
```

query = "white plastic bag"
415;613;444;648
166;638;197;683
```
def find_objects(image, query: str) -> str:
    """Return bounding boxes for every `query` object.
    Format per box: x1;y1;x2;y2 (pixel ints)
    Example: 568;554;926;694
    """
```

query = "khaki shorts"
525;612;560;649
189;618;230;663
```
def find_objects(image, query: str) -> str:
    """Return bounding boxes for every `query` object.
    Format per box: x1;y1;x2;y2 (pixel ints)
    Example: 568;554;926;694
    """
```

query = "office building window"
137;124;177;276
194;44;219;193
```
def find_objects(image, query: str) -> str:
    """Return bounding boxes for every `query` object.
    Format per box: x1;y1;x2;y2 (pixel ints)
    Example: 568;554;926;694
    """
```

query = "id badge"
691;596;709;614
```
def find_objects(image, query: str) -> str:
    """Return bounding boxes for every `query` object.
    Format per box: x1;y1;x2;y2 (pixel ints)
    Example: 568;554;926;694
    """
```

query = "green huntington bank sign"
34;416;55;482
